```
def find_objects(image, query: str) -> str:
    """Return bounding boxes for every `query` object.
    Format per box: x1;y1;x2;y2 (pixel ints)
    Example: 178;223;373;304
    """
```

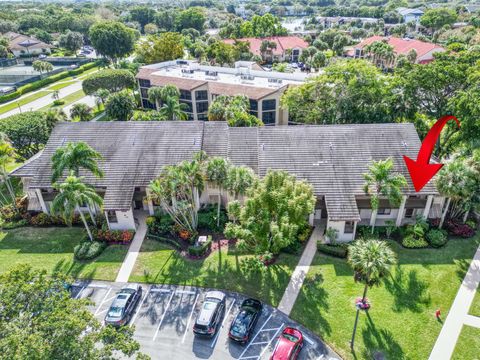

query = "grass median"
0;91;51;115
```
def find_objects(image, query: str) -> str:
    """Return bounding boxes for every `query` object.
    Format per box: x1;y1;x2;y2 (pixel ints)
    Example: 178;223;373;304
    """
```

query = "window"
344;221;354;234
107;211;117;223
196;101;209;114
187;112;194;121
138;79;151;88
180;101;193;113
377;208;391;215
292;49;300;55
405;208;414;218
195;90;208;101
249;99;258;111
262;111;276;125
180;90;192;101
197;113;208;121
140;88;149;98
262;99;276;111
142;99;156;109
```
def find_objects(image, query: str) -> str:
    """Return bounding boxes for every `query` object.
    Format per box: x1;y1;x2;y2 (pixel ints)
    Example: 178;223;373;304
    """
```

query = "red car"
270;327;303;360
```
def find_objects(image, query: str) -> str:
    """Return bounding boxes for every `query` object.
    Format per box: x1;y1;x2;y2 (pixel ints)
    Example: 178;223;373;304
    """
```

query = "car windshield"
107;306;123;318
231;311;253;335
283;333;299;343
202;301;217;310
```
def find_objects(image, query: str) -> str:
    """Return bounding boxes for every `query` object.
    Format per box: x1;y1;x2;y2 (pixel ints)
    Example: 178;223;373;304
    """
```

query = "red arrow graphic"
403;115;460;192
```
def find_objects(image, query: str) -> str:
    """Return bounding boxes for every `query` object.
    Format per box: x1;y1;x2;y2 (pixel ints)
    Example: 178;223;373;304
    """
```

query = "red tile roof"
352;36;445;61
223;36;309;57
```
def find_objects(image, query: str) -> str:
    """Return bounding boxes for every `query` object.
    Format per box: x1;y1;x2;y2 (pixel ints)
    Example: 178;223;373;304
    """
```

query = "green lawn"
129;239;300;307
290;235;480;360
0;91;51;115
452;325;480;360
470;285;480;317
0;227;127;281
40;89;86;111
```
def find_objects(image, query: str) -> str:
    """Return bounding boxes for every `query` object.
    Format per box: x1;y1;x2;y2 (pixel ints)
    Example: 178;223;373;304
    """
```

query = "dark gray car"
104;284;142;327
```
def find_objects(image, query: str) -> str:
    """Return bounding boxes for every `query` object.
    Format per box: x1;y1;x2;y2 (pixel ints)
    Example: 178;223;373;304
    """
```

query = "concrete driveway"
72;280;340;360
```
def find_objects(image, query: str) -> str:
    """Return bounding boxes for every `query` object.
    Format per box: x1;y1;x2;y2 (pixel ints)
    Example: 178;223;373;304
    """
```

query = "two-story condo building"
136;60;311;125
12;121;445;242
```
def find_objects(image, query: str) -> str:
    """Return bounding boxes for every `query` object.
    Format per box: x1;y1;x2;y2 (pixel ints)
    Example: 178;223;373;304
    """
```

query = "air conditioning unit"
176;60;188;65
268;78;283;84
240;74;255;81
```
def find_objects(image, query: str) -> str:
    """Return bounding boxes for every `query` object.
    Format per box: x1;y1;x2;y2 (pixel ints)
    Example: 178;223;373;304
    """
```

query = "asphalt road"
72;280;341;360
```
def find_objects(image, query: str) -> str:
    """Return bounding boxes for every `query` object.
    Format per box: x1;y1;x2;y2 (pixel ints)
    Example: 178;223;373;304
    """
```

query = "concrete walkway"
115;212;148;283
277;222;325;315
429;244;480;360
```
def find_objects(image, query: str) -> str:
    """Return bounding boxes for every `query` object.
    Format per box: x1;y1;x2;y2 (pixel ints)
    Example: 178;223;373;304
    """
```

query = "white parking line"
84;284;109;289
74;286;86;299
250;341;269;345
258;324;284;359
94;287;112;316
96;309;108;316
150;288;171;293
260;328;282;332
303;335;314;345
182;293;199;343
152;292;175;341
129;288;151;327
210;299;236;348
176;289;196;295
239;313;273;359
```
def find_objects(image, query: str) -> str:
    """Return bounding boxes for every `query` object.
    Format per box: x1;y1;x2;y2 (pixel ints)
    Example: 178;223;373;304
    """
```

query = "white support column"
35;189;48;214
145;188;154;216
396;195;407;227
423;195;434;219
370;209;377;227
308;213;314;226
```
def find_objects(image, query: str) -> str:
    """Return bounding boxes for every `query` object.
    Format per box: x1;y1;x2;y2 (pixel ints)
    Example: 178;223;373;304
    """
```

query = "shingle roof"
12;122;438;217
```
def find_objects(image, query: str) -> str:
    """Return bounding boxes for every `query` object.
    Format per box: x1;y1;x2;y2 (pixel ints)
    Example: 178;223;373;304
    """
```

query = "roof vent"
193;138;196;145
261;143;265;151
329;142;333;150
402;141;408;148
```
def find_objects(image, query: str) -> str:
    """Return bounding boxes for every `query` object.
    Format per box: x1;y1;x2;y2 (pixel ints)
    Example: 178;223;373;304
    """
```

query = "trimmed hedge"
0;219;28;230
402;234;429;248
0;62;97;104
426;229;448;248
188;235;212;257
317;243;348;258
74;241;107;260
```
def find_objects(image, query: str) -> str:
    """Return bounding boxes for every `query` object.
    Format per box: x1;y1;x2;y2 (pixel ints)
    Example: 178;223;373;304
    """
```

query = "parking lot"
72;281;340;360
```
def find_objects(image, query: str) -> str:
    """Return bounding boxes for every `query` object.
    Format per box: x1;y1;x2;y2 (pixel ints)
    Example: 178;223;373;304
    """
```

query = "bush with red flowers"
93;229;135;244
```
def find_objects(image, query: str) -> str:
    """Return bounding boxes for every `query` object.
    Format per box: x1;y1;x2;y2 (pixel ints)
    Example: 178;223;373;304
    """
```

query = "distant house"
397;8;424;23
223;36;309;62
347;36;445;65
3;32;53;57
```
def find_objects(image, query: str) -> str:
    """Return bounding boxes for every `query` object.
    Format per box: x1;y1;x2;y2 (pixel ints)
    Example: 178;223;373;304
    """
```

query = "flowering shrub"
94;229;135;244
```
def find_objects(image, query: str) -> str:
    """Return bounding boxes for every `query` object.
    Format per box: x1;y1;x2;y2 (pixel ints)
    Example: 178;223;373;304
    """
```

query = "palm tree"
147;87;163;109
348;239;396;349
94;88;110;110
51;175;103;241
205;157;230;226
51;141;104;184
0;133;17;207
44;109;67;131
159;96;189;121
363;158;407;232
70;103;93;122
225;166;256;201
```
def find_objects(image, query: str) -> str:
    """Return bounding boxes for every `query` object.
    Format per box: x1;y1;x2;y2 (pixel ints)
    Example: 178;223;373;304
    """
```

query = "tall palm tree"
148;85;181;108
51;175;103;241
363;158;407;232
51;142;104;183
94;88;111;110
348;239;396;349
159;96;189;121
0;133;17;208
225;166;256;201
205;157;230;226
44;109;67;131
